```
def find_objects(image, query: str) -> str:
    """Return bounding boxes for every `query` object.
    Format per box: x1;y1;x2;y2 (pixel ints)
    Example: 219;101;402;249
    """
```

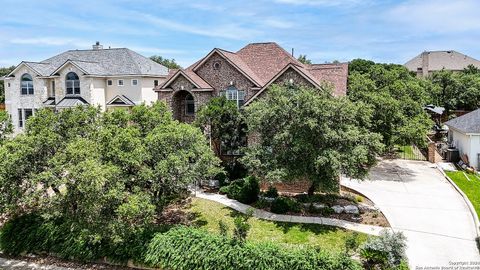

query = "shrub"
360;229;408;269
223;176;259;204
264;186;279;198
144;226;362;270
271;197;301;214
0;213;161;263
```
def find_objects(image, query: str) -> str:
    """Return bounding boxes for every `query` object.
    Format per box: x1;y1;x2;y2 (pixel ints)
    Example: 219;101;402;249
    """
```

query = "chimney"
421;51;429;77
291;48;294;57
92;41;103;50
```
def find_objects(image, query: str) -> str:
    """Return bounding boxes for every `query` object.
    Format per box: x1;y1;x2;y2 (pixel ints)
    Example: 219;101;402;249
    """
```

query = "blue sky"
1;0;480;68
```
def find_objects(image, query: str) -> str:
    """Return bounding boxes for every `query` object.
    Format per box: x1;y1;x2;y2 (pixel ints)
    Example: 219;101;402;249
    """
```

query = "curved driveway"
342;159;480;268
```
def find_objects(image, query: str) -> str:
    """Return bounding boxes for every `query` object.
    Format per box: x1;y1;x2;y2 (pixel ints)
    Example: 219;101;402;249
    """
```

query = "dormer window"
20;74;34;95
66;72;80;95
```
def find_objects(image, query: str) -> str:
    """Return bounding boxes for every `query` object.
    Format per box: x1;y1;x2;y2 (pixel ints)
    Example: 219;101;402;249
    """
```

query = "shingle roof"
445;108;480;134
405;50;480;72
13;48;169;77
158;42;348;95
159;69;213;90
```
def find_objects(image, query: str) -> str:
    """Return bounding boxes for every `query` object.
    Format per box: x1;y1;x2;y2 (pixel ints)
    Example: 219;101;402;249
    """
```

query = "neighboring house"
445;108;480;170
2;42;169;133
405;50;480;77
155;42;348;123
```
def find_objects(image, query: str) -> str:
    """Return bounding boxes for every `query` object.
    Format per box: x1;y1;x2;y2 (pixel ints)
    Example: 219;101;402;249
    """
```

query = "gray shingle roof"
445;108;480;134
17;48;168;77
56;96;89;108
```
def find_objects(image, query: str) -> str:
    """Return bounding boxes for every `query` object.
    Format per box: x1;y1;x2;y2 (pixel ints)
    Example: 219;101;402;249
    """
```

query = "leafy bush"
295;193;346;206
0;213;161;263
223;176;259;204
144;227;362;270
360;230;408;269
264;186;279;198
271;197;301;214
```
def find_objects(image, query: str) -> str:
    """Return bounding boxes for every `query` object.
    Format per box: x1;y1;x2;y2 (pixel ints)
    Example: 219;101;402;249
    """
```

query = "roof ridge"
124;48;143;74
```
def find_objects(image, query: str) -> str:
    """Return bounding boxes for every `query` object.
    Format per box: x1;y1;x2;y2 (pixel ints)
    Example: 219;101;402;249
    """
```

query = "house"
2;42;169;133
404;50;480;77
445;108;480;170
154;42;348;123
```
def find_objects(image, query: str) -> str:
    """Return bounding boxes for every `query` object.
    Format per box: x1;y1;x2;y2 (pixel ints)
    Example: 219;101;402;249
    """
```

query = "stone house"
155;42;348;124
405;50;480;77
2;42;169;133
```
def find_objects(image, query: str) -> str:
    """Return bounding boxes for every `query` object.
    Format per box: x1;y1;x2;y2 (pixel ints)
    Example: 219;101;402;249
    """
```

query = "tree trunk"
308;182;316;196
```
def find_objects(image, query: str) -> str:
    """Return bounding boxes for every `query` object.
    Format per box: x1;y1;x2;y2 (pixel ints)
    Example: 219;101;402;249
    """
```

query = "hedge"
144;226;362;270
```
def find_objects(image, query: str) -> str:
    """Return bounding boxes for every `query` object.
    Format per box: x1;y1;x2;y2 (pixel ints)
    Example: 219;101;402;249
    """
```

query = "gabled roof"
106;95;136;106
8;47;169;77
445;108;480;134
157;42;348;98
405;50;480;72
158;69;213;90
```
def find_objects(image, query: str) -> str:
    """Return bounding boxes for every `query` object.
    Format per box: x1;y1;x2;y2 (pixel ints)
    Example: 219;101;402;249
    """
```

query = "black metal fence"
397;145;427;161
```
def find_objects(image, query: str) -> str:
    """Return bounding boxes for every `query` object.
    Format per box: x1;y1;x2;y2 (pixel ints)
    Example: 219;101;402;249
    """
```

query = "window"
213;61;221;70
18;109;23;128
185;94;195;115
20;74;34;95
107;80;113;86
7;82;10;87
220;86;245;108
118;79;124;86
154;80;159;87
66;72;80;95
132;79;138;86
51;81;55;97
18;108;34;128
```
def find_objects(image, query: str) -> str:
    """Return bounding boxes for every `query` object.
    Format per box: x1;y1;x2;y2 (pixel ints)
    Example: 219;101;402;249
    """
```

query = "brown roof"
306;63;348;96
158;42;348;96
157;69;212;90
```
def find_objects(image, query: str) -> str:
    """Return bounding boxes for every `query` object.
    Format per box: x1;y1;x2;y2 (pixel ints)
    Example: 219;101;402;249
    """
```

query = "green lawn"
445;171;480;217
186;197;368;252
397;145;426;160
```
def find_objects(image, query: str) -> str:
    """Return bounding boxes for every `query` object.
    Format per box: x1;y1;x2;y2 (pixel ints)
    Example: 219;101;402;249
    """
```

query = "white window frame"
131;79;138;86
20;74;34;95
222;87;245;108
65;72;80;95
18;108;34;128
118;79;124;86
107;79;113;86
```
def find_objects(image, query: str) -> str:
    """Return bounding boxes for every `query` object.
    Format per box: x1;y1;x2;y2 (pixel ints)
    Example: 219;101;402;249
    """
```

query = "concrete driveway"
342;159;480;268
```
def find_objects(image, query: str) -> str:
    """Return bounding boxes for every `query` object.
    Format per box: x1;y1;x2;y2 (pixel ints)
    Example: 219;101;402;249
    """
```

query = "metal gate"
398;145;427;161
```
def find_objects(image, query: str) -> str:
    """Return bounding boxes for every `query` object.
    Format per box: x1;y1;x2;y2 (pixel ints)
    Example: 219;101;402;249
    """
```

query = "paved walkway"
342;159;480;268
195;191;384;236
0;257;72;270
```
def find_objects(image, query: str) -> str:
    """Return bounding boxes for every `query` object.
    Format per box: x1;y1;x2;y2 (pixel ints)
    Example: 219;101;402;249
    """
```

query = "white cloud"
10;37;91;47
262;18;294;29
273;0;365;6
138;13;260;40
386;0;480;33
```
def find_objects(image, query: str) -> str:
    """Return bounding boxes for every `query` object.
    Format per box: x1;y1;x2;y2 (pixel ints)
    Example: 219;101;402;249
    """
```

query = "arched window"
65;72;80;95
185;94;195;115
21;74;34;95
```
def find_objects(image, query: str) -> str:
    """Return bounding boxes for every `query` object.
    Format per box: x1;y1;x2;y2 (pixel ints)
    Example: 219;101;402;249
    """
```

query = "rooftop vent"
92;41;103;50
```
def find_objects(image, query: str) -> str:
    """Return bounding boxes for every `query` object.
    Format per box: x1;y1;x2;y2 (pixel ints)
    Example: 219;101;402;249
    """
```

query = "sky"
1;0;480;68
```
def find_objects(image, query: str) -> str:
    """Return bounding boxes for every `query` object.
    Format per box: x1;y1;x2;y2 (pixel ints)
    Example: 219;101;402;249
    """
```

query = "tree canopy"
348;59;433;149
150;56;182;70
0;66;15;104
0;102;221;232
297;55;312;65
242;84;383;194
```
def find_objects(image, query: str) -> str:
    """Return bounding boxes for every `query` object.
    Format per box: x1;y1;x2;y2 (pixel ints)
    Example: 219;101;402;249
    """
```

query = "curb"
436;164;480;238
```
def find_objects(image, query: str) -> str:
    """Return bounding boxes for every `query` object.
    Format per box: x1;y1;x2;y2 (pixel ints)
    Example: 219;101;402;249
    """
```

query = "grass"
186;197;368;252
397;145;426;160
446;171;480;217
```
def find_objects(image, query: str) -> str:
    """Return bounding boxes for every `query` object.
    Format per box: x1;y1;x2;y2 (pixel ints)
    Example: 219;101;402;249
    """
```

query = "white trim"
118;79;124;86
131;79;138;86
50;60;89;76
191;49;262;87
244;64;323;106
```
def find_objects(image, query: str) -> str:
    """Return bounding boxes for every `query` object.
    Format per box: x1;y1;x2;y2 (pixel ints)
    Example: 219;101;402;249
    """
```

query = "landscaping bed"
217;177;389;227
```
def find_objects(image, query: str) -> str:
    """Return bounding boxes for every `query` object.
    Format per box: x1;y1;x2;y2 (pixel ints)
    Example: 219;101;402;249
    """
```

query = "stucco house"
445;108;480;170
155;42;348;123
405;50;480;77
2;42;169;133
